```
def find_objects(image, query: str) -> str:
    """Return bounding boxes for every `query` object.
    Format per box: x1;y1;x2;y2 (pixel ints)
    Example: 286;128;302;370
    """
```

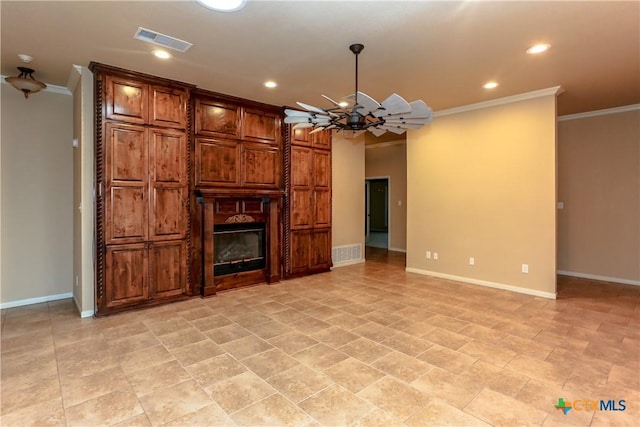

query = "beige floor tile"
458;339;517;368
138;380;212;425
406;397;491;426
515;379;594;426
157;326;207;349
300;384;373;425
423;314;471;333
464;388;547;427
266;364;332;403
411;367;483;409
338;338;393;364
221;334;273;360
111;413;152;427
304;304;344;320
0;397;65;427
268;330;319;354
127;360;191;397
142;316;191;336
185;353;247;388
293;343;349;370
459;360;529;397
65;389;143;427
242;347;299;379
170;339;225;366
325;358;385;393
381;332;433;357
505;354;571;386
175;306;215;321
292;316;332;335
163;403;234;426
371;351;432;383
352;322;397;343
357;376;430;419
311;326;359;348
326;312;370;330
205;323;252;344
608;364;640;390
232;393;319;426
244;319;291;339
118;344;176;375
388;319;436;337
231;312;274;329
351;408;406;427
417;343;477;374
59;365;130;408
1;373;61;415
188;314;233;332
206;371;276;414
109;331;161;355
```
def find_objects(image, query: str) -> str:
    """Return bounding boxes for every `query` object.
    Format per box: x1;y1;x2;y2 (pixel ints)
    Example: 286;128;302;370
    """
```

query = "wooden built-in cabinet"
285;126;332;277
91;63;193;315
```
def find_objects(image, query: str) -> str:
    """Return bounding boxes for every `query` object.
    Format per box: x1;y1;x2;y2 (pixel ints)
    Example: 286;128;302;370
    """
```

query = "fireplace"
214;223;265;276
196;191;282;296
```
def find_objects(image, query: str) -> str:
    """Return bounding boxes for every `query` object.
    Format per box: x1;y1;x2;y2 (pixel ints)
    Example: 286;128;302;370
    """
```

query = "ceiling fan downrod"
349;43;364;108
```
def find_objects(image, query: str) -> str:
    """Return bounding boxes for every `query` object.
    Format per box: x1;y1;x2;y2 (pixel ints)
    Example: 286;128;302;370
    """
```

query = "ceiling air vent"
134;27;193;53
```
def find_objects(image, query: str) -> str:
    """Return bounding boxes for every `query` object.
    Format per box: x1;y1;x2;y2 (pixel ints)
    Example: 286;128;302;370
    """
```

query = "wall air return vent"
134;27;193;52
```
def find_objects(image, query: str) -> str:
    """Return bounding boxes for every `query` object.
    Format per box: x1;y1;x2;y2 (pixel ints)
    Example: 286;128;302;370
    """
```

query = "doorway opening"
365;177;389;249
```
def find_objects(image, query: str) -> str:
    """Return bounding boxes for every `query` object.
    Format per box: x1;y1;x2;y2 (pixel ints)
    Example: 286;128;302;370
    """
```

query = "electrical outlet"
433;252;439;260
426;251;431;259
522;264;529;273
469;257;475;266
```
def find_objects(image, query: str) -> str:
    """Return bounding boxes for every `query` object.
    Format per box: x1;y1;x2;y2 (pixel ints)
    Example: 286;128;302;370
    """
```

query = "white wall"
1;84;74;306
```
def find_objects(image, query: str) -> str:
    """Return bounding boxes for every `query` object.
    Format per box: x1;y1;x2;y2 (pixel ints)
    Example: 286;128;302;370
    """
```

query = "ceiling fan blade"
367;127;387;137
284;109;313;117
383;101;433;121
296;101;327;114
384;117;431;125
383;122;424;130
379;125;407;135
284;116;312;124
293;122;314;130
354;91;382;115
321;94;344;107
373;93;411;117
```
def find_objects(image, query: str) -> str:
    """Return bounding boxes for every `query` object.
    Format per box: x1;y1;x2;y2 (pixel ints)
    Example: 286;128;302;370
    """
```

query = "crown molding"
433;86;564;118
557;104;640;122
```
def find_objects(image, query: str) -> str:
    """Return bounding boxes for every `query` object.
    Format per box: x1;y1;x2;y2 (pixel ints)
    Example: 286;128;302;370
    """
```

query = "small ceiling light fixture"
153;49;171;59
483;81;499;89
526;44;551;54
6;67;47;98
196;0;247;12
264;81;277;88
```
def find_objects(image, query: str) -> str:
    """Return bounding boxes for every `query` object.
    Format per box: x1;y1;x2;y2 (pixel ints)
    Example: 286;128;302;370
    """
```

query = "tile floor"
1;250;638;426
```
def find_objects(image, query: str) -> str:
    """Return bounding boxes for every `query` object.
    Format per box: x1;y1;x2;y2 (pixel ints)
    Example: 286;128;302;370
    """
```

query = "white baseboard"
332;258;366;268
405;267;557;299
0;292;73;310
73;295;95;318
557;270;640;286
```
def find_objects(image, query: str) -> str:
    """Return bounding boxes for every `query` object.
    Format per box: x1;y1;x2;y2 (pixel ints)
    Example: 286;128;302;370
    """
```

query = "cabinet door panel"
314;189;331;227
196;99;240;138
150;85;187;128
105;244;148;307
290;231;310;273
291;127;311;146
242;143;281;187
311;129;332;149
105;123;148;244
150;129;186;184
242;109;280;144
105;76;147;124
150;187;185;240
291;189;312;228
195;138;240;186
313;150;331;188
291;146;312;187
310;230;331;269
150;241;186;298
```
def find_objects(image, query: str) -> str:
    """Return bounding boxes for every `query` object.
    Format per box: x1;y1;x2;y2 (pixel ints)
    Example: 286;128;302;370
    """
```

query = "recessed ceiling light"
17;54;34;63
483;81;499;89
264;81;277;88
338;101;349;108
153;50;171;59
196;0;247;12
527;44;551;54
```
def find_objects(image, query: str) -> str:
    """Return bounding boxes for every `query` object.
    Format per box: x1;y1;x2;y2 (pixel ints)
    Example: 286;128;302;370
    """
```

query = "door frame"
365;176;390;249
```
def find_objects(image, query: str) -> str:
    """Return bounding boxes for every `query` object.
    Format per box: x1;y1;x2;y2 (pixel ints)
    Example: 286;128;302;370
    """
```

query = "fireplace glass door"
214;223;265;276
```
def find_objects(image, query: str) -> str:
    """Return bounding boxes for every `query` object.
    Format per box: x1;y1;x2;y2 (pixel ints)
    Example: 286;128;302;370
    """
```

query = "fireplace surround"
196;190;282;296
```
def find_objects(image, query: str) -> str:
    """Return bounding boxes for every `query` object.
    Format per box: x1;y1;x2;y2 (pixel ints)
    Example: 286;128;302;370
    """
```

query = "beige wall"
365;141;407;251
557;109;640;283
332;134;365;256
1;85;74;305
406;93;558;297
71;67;95;316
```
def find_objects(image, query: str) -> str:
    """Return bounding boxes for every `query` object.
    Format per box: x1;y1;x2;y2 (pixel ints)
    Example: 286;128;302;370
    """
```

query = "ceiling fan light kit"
285;43;433;138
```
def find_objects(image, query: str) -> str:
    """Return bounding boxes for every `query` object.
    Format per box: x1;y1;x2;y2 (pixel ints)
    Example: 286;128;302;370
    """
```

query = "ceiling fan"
284;43;433;138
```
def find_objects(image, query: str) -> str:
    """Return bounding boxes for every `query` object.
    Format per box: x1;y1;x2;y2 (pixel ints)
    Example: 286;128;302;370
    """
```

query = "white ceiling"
2;1;639;116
